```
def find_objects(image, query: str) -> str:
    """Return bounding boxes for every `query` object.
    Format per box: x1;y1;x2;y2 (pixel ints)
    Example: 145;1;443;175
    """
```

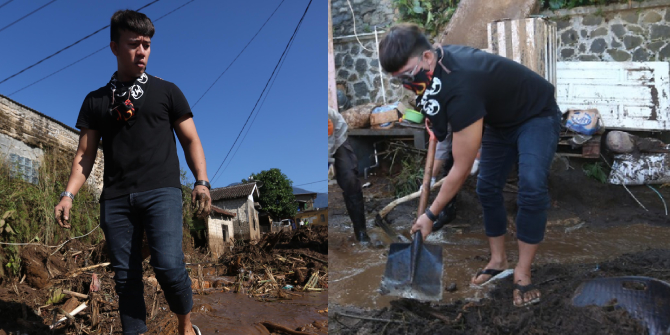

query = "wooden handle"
417;138;437;219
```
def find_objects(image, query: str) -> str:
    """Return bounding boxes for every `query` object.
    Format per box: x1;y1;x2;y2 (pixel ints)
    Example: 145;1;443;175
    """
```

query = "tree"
242;168;296;220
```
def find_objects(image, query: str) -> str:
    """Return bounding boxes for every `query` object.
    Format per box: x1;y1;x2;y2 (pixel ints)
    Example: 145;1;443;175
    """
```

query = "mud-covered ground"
0;225;328;335
328;157;670;334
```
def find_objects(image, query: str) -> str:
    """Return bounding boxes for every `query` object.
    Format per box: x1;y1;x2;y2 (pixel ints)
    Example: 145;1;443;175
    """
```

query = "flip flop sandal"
513;283;541;307
192;325;202;335
472;268;515;287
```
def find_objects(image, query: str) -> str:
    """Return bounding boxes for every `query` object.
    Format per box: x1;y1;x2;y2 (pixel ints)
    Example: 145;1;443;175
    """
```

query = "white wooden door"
556;62;670;131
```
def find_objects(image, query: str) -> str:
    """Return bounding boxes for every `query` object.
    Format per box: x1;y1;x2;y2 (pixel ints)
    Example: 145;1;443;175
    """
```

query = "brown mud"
328;158;670;334
0;226;328;335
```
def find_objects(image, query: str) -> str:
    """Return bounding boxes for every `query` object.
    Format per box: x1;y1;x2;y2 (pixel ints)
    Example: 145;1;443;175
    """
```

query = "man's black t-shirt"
417;45;556;141
76;75;192;200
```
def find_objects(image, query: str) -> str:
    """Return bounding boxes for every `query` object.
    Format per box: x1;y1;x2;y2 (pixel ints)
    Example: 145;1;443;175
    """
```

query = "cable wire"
294;180;327;187
0;0;160;86
0;0;14;10
210;0;313;184
214;8;305;182
0;0;57;34
7;0;194;96
190;0;285;109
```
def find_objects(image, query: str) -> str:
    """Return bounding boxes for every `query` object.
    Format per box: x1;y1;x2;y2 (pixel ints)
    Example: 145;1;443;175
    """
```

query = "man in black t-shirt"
379;23;561;308
54;10;207;335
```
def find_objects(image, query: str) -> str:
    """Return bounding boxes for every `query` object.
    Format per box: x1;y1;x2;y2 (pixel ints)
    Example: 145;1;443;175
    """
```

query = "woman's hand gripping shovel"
379;119;444;301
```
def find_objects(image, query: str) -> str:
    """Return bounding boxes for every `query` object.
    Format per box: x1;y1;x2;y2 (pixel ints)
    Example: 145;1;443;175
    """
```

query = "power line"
294;180;327;187
190;0;285;110
0;0;160;86
210;0;313;184
0;0;57;34
7;0;194;97
215;7;305;179
0;0;15;11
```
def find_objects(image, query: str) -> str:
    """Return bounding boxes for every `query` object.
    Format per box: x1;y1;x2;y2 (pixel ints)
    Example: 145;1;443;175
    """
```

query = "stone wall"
333;34;409;107
543;1;670;61
0;94;104;194
331;0;395;37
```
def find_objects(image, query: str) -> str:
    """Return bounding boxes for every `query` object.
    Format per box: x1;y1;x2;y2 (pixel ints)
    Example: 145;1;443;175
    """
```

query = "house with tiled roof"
209;182;261;243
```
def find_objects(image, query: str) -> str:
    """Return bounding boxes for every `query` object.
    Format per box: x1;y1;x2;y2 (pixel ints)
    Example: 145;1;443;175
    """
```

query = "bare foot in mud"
513;271;541;307
471;259;509;285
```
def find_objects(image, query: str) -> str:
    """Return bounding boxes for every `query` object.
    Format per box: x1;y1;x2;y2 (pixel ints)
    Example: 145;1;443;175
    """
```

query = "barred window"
9;154;39;184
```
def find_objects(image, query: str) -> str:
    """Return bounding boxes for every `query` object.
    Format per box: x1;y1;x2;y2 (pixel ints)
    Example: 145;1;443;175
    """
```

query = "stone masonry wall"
331;0;395;37
542;1;670;61
207;215;233;258
334;34;409;108
0;95;104;194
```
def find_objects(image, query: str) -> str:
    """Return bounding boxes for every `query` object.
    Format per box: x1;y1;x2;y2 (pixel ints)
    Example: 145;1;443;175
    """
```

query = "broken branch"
379;177;446;218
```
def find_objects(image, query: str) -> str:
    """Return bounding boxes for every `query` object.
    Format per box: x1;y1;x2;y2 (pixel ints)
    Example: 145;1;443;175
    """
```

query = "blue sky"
0;0;326;193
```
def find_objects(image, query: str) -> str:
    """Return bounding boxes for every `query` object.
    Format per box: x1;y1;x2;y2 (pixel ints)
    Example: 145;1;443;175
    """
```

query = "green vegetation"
392;0;460;38
543;0;645;10
242;168;296;220
583;162;609;183
391;153;426;198
0;149;103;279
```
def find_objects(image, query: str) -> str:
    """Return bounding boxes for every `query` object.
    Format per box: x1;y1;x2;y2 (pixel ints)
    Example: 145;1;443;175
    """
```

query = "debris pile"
0;226;328;334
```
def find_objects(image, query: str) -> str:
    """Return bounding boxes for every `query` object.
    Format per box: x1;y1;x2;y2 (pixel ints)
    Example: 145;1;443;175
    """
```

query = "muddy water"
189;291;328;334
329;223;670;309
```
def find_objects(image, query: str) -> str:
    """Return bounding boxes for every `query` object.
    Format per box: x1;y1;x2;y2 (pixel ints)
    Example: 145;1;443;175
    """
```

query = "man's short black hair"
110;10;155;43
379;23;432;73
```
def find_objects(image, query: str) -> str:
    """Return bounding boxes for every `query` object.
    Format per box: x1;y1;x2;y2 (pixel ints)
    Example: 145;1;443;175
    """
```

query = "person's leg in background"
140;187;196;335
432;126;458;231
100;196;149;335
334;139;370;242
512;110;560;306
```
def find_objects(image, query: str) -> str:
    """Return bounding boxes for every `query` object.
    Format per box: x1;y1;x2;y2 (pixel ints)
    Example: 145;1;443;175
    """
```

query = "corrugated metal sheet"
487;17;557;88
556;62;670;131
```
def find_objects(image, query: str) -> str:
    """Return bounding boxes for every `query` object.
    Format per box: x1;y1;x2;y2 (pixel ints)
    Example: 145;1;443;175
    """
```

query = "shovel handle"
417;137;437;218
410;230;423;280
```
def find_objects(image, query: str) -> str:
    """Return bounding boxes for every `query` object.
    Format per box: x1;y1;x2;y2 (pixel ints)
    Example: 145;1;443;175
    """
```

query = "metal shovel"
379;136;444;301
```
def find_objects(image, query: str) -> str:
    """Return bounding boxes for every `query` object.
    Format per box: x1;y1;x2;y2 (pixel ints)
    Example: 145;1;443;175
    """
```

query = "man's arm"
411;118;483;239
55;128;101;228
174;115;211;217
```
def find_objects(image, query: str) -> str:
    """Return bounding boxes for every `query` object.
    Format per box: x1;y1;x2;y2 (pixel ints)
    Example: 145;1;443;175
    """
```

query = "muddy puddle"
329;222;670;309
189;290;328;334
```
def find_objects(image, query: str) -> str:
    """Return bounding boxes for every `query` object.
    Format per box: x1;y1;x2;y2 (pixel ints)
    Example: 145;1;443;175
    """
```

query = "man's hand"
192;185;211;219
55;198;73;229
410;213;433;241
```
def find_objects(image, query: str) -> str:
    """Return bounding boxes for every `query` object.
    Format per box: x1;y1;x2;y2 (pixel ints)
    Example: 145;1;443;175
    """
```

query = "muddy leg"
514;241;540;305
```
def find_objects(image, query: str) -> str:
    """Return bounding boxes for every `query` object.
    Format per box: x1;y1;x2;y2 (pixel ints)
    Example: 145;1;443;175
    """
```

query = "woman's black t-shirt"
418;45;556;141
76;75;192;200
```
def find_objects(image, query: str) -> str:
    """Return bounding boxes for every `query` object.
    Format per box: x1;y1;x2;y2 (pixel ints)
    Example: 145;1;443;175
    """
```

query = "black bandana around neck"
106;72;149;125
415;47;452;142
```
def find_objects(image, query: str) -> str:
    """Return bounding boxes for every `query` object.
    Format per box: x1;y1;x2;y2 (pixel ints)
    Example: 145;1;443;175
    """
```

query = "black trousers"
334;139;362;198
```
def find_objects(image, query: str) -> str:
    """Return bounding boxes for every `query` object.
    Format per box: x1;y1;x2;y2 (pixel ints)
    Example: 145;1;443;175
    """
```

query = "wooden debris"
260;321;317;335
50;302;87;329
66;262;110;278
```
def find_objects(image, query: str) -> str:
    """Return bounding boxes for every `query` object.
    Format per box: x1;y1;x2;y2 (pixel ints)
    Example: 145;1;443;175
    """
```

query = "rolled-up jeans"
101;187;193;335
476;104;561;244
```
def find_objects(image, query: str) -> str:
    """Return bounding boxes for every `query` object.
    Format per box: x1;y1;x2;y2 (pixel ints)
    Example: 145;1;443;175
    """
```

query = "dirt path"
328;158;670;334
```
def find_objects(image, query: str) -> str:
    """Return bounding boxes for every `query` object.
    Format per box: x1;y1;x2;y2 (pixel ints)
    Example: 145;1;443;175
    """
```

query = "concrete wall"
207;214;233;259
212;195;260;241
0;95;104;193
543;1;670;62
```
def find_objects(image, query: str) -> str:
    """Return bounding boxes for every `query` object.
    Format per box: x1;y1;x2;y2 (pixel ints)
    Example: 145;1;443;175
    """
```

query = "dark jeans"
101;187;193;335
476;107;561;244
334;139;362;198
